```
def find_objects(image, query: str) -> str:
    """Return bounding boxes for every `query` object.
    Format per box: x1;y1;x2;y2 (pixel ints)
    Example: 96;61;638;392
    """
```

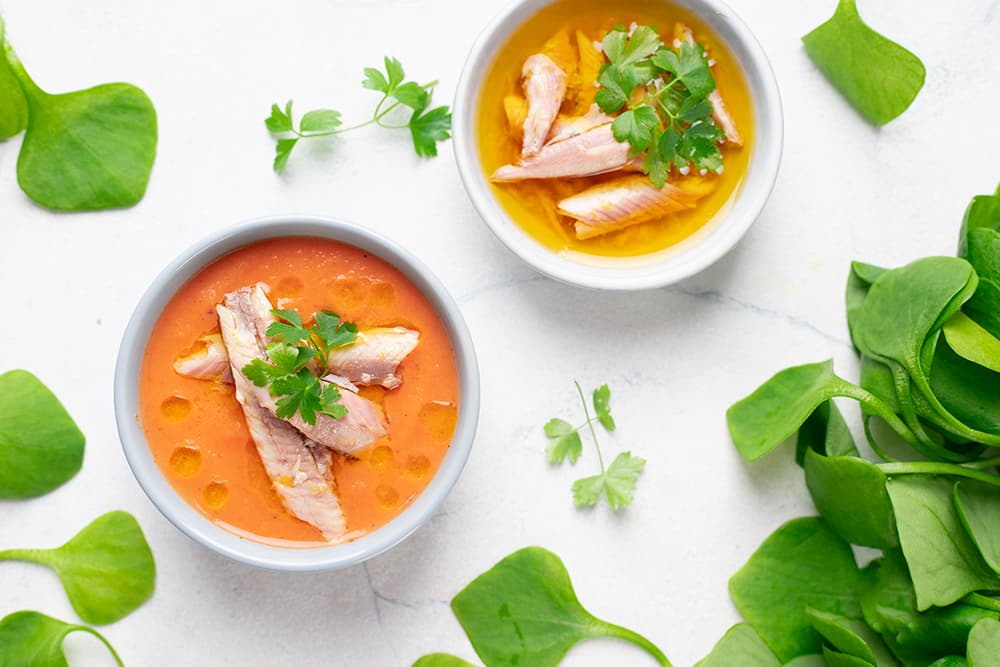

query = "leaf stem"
77;626;125;667
601;622;672;666
576;380;605;475
964;455;1000;470
0;548;45;563
877;461;1000;487
961;592;1000;613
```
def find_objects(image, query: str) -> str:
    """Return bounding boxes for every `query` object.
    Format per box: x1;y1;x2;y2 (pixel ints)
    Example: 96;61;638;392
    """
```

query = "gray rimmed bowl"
453;0;783;290
114;216;480;571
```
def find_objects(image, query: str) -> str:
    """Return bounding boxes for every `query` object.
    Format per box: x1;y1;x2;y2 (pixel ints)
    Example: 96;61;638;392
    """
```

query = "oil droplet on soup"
375;484;401;508
357;385;386;410
272;276;304;302
328;277;367;312
420;401;458;445
170;445;202;477
369;445;394;468
406;454;431;479
370;281;397;309
160;395;192;422
203;481;230;509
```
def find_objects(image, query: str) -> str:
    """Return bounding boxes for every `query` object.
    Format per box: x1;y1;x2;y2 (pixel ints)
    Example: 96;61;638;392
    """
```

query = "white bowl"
114;217;480;571
453;0;783;290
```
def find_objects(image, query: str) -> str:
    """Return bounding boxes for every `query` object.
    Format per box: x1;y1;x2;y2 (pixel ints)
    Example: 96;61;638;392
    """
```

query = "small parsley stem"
575;380;605;475
79;626;126;667
602;622;672;666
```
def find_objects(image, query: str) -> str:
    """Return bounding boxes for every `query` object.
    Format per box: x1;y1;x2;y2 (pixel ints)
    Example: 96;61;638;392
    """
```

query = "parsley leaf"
265;56;451;172
267;309;311;344
544;382;646;510
594;24;729;186
312;311;357;349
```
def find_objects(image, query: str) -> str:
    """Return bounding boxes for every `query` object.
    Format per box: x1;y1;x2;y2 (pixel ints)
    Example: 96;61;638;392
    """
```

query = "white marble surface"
1;0;998;664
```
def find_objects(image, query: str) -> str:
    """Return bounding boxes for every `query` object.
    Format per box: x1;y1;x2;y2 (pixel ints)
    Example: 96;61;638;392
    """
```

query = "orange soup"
138;237;459;547
478;0;755;257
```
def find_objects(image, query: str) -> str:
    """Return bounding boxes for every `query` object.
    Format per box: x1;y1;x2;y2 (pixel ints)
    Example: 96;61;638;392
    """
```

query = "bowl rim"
113;215;480;572
452;0;783;290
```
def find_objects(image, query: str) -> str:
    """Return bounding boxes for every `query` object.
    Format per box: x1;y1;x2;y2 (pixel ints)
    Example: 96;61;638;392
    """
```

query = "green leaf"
450;546;670;667
265;101;292;133
571;473;605;508
0;611;124;667
319;383;347;420
594;64;633;114
642;132;669;189
618;25;661;66
313;311;358;349
695;624;781;667
299;108;342;134
267;309;311;344
384;56;405;90
611;105;658;153
959;184;1000;339
362;67;390;93
954;481;1000;575
806;607;898;667
0;19;28;140
544;418;582;464
804;449;897;549
391;81;429;110
266;341;315;374
0;511;155;625
822;647;875;667
592;384;615;431
601;30;628;64
846;261;887;349
412;655;480;667
942;311;1000;374
729;517;863;662
783;657;828;667
409;105;451;157
13;79;157;210
0;370;84;499
603;452;645;510
795;400;858;464
886;477;1000;610
273;137;297;173
242;358;283;387
968;618;1000;667
802;0;925;125
672;41;716;99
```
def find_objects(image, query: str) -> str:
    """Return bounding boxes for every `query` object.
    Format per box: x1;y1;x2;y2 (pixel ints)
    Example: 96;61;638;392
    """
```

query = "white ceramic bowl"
114;217;480;571
453;0;783;290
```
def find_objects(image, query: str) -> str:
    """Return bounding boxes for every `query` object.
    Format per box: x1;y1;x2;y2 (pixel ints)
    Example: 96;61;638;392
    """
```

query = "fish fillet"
217;305;347;542
557;175;715;239
521;54;567;158
492;124;630;182
173;334;233;383
546;104;612;145
675;23;742;146
218;285;388;455
327;327;419;390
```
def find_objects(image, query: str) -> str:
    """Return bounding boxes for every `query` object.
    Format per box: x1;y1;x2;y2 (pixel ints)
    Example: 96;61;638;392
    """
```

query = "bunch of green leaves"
802;0;925;125
412;546;672;667
0;15;157;210
266;56;451;172
544;382;645;510
243;308;358;425
0;511;155;625
0;370;85;498
720;184;1000;666
594;24;724;188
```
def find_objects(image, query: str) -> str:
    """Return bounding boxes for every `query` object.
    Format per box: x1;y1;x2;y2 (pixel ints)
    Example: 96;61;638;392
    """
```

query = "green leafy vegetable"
729;517;863;662
954;481;1000;575
694;624;780;667
266;56;451;172
806;608;897;666
594;24;725;188
242;308;357;425
2;25;156;210
959;183;1000;340
0;511;155;625
0;611;124;667
0;370;84;499
544;382;645;509
450;546;671;666
802;0;925;125
412;655;479;667
967;618;1000;667
943;310;1000;375
0;18;27;140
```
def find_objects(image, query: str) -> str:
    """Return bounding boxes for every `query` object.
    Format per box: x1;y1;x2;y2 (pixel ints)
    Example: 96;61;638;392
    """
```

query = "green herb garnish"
0;370;84;499
594;25;723;188
0;16;157;210
243;308;358;425
266;56;451;172
802;0;925;125
0;611;124;667
545;382;644;510
0;511;155;625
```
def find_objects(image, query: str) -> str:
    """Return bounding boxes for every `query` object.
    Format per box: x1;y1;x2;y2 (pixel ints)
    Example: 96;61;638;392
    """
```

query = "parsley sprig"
595;25;724;188
265;56;452;172
242;309;358;425
544;382;646;510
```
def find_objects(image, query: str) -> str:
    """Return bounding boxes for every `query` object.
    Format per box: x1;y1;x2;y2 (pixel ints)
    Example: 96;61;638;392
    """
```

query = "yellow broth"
477;0;755;257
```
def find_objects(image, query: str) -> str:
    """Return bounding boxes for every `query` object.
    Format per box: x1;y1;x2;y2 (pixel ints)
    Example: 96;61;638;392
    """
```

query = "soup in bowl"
114;217;479;571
